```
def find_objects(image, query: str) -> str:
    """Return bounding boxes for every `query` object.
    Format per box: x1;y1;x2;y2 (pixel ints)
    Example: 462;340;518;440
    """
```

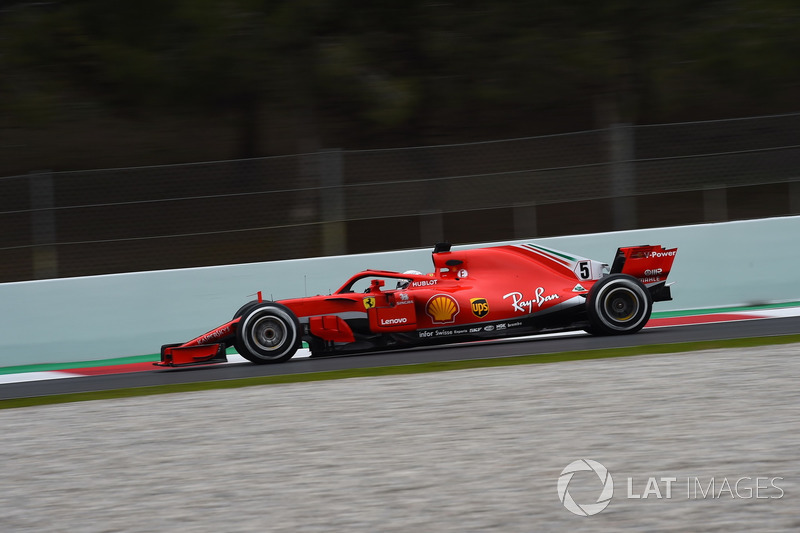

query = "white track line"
0;371;86;384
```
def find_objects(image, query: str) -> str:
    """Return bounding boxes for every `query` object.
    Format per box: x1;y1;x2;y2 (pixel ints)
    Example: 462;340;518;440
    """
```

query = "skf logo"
426;295;460;324
363;297;376;310
470;298;489;318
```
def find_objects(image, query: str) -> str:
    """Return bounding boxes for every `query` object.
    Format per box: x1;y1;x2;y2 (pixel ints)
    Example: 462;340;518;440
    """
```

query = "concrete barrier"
1;216;798;367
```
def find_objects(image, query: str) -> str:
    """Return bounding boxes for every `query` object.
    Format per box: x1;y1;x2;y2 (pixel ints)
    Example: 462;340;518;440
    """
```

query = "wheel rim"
603;287;639;324
250;316;288;352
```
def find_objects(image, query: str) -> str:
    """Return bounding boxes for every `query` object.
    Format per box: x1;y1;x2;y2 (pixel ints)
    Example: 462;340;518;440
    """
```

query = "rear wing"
610;245;677;302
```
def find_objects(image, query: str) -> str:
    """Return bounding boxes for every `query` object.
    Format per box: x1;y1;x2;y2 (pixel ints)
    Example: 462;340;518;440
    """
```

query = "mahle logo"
557;459;614;516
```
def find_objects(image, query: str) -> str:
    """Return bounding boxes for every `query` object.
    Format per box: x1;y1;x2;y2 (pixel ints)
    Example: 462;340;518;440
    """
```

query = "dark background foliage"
2;0;798;175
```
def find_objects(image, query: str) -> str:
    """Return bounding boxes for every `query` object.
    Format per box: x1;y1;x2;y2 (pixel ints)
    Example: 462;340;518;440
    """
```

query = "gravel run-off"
1;344;798;532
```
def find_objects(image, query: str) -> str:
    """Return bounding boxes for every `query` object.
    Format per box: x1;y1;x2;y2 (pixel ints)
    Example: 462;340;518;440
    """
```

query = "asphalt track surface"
2;316;799;400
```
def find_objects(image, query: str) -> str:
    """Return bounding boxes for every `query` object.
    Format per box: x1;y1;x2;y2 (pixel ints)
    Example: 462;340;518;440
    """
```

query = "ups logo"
470;298;489;318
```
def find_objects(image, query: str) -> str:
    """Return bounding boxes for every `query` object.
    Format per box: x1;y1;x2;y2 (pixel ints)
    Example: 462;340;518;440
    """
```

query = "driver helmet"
396;270;422;289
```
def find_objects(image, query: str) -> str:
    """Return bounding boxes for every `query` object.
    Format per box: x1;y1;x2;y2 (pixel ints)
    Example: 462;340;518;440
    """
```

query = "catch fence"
2;113;799;282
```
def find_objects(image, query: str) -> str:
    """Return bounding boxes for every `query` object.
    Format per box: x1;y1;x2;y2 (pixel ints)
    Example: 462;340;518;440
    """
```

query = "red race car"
157;242;677;367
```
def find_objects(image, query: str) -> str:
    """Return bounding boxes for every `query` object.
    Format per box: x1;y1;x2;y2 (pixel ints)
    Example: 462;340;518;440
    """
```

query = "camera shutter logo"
557;459;614;516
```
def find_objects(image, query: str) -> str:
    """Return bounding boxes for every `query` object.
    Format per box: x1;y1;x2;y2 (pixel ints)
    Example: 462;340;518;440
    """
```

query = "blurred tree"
656;0;800;117
1;0;799;170
1;0;329;157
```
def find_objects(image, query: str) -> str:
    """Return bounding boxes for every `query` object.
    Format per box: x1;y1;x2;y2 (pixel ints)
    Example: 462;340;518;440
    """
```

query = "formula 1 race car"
157;242;677;366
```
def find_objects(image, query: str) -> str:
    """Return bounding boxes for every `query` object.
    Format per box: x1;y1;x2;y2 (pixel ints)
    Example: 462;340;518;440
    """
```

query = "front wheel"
585;274;652;335
234;302;300;364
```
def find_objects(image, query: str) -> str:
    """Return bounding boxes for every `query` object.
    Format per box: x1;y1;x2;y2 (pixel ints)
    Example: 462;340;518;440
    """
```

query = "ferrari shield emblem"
363;297;376;309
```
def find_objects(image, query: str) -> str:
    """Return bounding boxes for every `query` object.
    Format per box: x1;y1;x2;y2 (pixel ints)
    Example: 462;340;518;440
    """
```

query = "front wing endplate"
155;343;228;367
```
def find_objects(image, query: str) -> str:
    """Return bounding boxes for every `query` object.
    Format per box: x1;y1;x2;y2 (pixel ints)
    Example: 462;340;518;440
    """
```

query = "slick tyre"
232;300;262;320
234;302;300;364
586;274;652;335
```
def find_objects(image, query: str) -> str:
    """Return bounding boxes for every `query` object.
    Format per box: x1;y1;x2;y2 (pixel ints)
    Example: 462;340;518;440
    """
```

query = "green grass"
2;334;799;410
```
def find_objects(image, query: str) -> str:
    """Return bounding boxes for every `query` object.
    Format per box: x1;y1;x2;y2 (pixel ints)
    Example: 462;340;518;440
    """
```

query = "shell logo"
425;294;460;323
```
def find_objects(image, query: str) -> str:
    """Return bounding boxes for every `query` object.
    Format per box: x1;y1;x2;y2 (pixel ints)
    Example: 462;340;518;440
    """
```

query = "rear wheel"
585;274;652;335
234;302;300;364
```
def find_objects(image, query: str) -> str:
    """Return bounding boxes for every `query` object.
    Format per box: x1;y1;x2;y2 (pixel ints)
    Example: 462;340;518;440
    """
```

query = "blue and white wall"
1;216;798;367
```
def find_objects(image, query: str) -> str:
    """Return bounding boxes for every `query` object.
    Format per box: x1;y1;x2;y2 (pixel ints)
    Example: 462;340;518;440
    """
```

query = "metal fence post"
790;180;800;215
319;148;346;256
703;184;728;222
419;210;444;246
513;202;537;239
610;123;637;230
29;171;59;279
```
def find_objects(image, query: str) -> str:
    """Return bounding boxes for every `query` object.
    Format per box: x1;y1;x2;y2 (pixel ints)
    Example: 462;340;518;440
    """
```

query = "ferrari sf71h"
157;242;677;366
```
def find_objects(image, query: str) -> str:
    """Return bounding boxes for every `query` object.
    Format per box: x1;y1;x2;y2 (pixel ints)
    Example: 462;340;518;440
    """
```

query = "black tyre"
585;274;652;335
234;302;300;364
232;300;262;320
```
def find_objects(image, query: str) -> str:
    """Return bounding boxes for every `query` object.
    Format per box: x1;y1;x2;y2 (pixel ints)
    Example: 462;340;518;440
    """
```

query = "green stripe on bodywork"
528;244;577;262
